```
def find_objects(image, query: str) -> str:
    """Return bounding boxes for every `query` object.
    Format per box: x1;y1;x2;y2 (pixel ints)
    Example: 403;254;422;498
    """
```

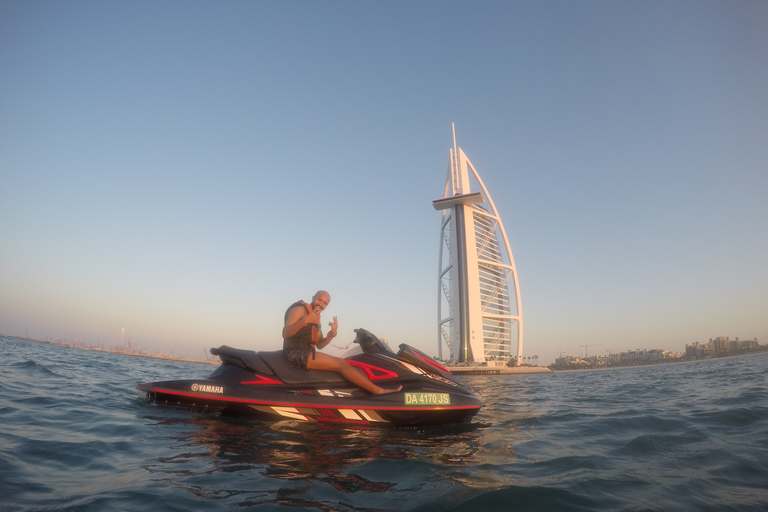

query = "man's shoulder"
285;300;309;316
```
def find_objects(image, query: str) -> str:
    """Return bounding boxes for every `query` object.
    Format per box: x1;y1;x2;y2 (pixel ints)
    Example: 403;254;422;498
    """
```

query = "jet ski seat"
210;345;274;375
258;350;348;385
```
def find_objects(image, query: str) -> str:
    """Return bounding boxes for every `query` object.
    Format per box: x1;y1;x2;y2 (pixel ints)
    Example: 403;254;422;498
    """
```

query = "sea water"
1;335;767;511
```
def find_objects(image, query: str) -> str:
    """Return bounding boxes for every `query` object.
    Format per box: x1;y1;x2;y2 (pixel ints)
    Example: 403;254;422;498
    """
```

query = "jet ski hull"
137;379;480;426
138;329;482;427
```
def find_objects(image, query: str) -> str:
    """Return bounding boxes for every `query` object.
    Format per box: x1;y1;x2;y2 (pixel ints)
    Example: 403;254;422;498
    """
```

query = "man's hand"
328;316;338;334
306;307;322;325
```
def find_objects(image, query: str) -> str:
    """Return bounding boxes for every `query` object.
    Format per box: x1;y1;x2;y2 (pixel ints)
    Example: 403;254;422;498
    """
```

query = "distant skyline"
2;1;767;365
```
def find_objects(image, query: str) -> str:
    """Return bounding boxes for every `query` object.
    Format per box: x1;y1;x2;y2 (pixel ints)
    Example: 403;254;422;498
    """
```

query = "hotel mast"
433;125;523;364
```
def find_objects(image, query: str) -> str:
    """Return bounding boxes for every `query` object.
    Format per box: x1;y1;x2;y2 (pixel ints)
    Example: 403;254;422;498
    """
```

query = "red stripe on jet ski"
347;360;399;380
147;387;480;412
241;375;283;385
411;352;451;374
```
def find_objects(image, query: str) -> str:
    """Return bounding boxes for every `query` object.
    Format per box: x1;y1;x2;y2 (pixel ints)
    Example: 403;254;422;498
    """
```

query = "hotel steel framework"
433;126;523;364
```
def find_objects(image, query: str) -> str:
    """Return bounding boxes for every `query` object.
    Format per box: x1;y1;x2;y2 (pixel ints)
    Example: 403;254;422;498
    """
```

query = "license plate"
404;392;451;406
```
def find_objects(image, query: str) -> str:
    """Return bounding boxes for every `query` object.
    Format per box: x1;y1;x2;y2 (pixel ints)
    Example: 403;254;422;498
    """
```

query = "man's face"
312;293;330;311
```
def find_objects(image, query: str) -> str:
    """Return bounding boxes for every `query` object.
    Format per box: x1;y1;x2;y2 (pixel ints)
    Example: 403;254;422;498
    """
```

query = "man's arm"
315;316;338;349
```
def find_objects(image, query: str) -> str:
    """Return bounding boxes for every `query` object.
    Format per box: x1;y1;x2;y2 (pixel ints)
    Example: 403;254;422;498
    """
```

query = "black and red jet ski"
137;328;481;427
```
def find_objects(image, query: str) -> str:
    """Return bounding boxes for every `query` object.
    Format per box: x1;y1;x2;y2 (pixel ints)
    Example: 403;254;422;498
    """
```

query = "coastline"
446;365;553;375
1;334;220;366
5;334;551;374
550;350;768;372
7;333;764;375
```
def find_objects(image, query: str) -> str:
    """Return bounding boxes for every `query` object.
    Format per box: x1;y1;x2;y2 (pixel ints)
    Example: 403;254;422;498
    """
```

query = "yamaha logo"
191;383;223;394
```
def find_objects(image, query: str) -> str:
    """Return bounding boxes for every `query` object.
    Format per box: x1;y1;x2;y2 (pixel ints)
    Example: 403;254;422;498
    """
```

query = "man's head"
311;290;330;311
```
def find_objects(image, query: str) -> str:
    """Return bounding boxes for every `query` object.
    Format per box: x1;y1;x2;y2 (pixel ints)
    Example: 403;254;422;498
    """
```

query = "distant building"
686;337;759;358
552;346;684;369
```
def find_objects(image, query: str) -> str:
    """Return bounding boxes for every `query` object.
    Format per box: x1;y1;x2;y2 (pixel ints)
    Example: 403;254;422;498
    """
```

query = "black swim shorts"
283;348;312;370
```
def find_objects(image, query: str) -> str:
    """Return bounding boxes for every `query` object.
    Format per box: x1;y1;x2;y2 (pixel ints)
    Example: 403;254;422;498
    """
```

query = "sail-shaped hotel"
433;126;523;365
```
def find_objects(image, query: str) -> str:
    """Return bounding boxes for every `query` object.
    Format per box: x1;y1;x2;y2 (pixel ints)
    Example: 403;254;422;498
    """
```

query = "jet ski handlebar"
352;328;395;354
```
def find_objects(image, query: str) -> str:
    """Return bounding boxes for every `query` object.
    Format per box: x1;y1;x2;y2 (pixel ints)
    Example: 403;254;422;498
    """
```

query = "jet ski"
137;328;481;427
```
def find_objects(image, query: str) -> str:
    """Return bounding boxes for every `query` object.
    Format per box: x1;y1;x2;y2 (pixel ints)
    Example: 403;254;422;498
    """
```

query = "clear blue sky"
2;1;766;364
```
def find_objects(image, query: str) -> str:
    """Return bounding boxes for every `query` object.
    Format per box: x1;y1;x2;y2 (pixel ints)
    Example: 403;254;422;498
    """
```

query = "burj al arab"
433;125;523;365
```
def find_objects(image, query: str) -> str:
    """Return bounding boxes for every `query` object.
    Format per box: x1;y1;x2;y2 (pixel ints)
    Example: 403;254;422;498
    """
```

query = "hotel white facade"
433;127;523;364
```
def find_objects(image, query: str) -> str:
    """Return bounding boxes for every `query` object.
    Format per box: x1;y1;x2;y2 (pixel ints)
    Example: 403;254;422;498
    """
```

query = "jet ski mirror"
352;328;396;354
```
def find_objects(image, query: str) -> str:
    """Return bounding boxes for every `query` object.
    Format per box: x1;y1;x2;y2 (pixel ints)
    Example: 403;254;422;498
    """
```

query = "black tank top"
282;301;320;350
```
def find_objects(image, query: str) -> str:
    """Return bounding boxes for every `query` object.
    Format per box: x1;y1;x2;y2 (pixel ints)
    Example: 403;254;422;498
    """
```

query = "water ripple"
2;337;768;511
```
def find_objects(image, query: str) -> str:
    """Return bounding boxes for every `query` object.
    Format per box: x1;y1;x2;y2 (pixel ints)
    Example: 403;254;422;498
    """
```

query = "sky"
1;1;766;365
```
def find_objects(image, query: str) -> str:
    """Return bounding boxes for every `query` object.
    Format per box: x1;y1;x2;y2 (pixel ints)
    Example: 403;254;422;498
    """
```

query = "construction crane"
579;344;602;357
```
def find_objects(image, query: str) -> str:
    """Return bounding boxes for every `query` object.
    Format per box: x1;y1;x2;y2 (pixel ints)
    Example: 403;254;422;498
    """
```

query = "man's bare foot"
374;385;402;395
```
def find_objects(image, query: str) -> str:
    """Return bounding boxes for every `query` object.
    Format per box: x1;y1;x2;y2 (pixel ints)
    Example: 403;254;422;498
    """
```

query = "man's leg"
308;352;401;395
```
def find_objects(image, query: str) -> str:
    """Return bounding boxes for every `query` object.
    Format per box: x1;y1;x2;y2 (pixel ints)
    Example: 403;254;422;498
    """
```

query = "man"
282;290;401;395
